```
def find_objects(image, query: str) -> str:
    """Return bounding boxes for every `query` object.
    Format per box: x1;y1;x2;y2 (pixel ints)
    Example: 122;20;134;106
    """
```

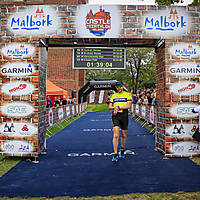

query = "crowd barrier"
46;102;88;130
129;104;157;127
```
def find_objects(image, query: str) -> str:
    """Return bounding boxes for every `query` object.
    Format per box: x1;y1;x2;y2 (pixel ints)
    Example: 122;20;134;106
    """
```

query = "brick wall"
47;47;86;97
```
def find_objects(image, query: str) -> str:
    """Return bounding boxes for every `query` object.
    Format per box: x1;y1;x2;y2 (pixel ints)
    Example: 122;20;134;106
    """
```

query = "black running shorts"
112;111;128;130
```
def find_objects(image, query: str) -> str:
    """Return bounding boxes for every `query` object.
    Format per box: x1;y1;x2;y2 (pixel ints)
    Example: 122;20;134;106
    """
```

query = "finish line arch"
0;1;200;158
78;80;118;104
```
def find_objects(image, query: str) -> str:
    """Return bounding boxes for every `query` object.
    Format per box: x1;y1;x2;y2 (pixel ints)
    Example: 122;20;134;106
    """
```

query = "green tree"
155;0;182;5
189;0;200;6
125;48;156;94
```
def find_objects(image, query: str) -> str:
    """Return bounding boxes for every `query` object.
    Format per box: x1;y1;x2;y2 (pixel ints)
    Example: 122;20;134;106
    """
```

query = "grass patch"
87;103;109;112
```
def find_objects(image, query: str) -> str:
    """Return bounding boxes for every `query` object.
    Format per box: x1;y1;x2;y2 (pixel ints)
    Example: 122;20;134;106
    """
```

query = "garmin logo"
169;62;200;77
1;62;35;77
67;150;134;157
94;84;111;89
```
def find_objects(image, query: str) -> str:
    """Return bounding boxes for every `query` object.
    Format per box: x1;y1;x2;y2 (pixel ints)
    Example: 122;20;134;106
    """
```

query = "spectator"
68;96;73;105
46;96;52;108
62;96;67;105
146;91;153;105
142;95;148;105
54;97;60;107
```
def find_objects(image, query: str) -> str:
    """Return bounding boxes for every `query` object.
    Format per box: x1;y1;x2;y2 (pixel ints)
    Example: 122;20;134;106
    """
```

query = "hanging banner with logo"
98;90;104;104
1;102;34;117
169;103;198;118
166;123;198;138
169;62;200;77
1;43;35;59
170;43;200;58
76;5;121;38
142;7;191;38
8;6;61;37
169;141;200;156
1;62;35;77
1;81;35;96
170;81;200;96
0;122;37;137
0;140;34;155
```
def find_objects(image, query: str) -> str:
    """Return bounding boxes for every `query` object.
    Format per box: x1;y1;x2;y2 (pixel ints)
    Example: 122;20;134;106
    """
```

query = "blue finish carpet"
0;111;200;198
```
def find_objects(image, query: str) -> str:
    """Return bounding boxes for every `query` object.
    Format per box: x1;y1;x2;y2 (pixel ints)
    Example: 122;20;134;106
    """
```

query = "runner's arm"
118;101;132;110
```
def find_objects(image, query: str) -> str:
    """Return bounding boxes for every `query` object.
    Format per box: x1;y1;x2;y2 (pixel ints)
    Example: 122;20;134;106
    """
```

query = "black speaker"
72;90;76;98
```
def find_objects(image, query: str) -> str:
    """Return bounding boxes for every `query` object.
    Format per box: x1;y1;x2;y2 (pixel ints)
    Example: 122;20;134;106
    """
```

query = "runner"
109;81;133;162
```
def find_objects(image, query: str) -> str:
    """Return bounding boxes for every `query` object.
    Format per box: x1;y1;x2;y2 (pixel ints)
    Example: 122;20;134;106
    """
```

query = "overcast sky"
88;0;194;6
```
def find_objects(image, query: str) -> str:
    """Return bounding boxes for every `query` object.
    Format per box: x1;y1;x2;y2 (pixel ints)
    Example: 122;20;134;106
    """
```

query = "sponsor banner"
169;103;198;118
141;106;146;118
170;81;200;96
72;106;75;115
76;5;121;38
98;90;104;104
1;102;34;117
0;122;37;137
1;43;35;58
143;7;191;38
89;90;95;103
135;104;139;114
58;108;64;120
1;140;34;155
166;123;198;138
1;62;35;77
49;109;53;126
67;149;134;157
150;106;154;124
66;106;70;117
170;43;200;58
76;105;79;114
1;81;35;96
8;6;61;36
169;62;200;77
169;141;200;156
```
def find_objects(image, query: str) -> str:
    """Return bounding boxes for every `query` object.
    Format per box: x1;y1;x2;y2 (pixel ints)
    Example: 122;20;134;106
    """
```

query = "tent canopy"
46;80;68;97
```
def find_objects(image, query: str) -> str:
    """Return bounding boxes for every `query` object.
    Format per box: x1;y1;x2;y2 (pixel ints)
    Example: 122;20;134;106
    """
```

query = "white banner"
98;90;105;104
89;90;95;103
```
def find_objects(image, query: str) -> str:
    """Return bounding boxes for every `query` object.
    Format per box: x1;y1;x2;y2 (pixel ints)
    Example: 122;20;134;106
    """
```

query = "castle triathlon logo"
85;7;111;37
8;6;60;36
143;8;191;37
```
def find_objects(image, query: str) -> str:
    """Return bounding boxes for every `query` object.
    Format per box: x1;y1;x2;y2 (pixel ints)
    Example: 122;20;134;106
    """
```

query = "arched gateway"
0;1;200;158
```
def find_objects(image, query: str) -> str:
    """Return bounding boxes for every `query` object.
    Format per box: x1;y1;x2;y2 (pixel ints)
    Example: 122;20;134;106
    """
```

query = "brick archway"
0;2;200;158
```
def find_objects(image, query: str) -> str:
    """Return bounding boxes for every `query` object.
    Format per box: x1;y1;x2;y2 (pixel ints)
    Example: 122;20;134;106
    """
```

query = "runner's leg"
113;126;120;155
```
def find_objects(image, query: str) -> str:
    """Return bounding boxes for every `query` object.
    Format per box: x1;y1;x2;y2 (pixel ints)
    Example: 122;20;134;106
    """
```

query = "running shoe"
112;155;118;162
119;154;125;158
